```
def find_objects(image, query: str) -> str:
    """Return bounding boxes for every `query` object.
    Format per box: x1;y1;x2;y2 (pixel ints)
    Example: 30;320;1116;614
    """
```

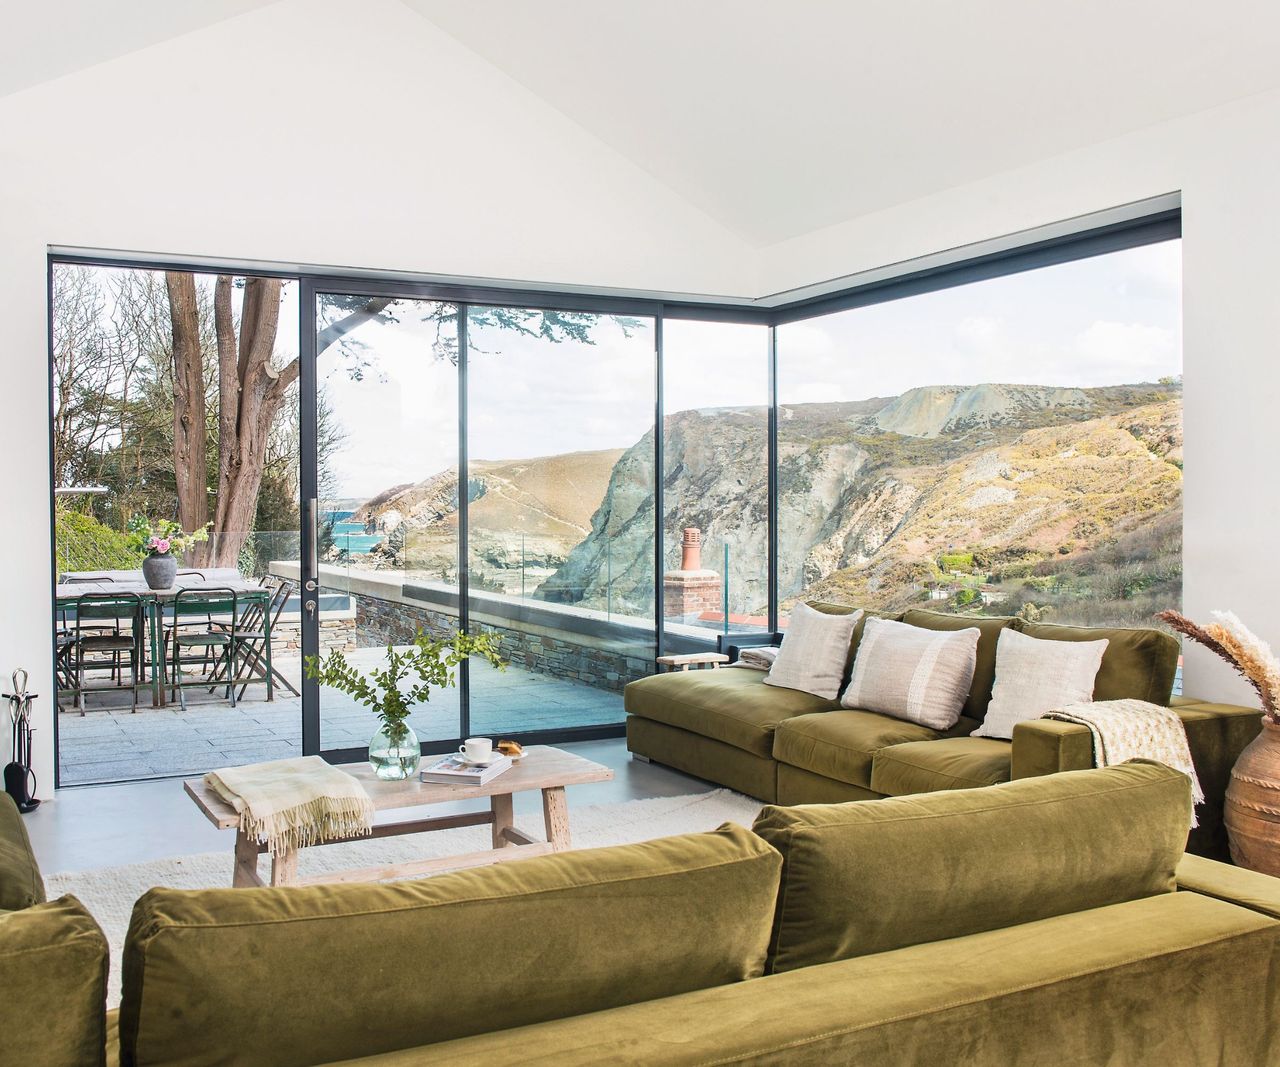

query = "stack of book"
419;753;513;785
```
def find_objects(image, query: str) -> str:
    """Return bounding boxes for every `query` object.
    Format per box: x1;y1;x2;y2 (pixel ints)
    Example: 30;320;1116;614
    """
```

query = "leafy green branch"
303;628;504;743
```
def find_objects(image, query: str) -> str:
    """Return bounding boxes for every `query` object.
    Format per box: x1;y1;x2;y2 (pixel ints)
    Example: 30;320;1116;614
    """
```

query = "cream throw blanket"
1044;699;1204;826
731;646;781;671
204;756;375;855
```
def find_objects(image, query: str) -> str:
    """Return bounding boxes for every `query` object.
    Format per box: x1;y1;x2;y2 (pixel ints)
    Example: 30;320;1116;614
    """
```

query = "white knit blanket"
1044;699;1204;826
204;756;375;855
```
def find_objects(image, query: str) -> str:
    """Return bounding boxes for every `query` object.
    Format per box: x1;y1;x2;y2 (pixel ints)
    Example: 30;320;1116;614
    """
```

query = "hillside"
348;448;624;590
345;380;1184;629
544;381;1183;626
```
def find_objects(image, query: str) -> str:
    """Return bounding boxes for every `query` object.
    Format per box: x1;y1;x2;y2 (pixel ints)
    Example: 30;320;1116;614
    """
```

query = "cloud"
1072;320;1180;380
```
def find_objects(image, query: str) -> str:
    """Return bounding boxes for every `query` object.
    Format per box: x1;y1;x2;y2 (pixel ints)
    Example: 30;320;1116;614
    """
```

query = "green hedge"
55;510;139;575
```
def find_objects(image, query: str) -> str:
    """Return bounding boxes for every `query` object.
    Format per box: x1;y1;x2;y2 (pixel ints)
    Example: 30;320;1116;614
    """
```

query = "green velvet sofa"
626;605;1262;859
4;765;1280;1065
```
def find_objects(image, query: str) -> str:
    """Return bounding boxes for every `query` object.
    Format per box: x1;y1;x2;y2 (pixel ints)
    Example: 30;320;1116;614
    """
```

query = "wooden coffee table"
183;745;613;888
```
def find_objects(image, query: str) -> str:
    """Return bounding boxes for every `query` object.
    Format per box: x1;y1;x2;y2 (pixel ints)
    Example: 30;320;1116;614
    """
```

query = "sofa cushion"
804;602;900;683
841;617;979;729
764;601;862;699
870;736;1012;796
0;896;109;1067
625;668;835;756
1013;620;1179;705
901;609;1015;721
0;792;44;911
752;761;1191;973
974;627;1108;739
120;825;782;1067
772;710;945;788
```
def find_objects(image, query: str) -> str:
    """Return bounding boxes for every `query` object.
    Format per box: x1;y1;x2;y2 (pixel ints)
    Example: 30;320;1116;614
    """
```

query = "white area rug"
45;789;763;1007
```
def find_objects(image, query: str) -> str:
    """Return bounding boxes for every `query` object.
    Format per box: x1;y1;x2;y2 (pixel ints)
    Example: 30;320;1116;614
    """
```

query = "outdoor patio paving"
57;654;625;786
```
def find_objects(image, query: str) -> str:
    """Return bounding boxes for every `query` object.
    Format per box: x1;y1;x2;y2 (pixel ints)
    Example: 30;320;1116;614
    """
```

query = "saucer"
457;753;499;767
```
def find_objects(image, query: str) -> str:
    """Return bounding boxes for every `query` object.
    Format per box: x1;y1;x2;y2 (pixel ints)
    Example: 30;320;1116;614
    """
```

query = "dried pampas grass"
1158;609;1280;723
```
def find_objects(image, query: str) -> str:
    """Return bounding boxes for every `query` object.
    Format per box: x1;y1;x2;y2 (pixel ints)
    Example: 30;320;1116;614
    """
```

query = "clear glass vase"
368;722;421;781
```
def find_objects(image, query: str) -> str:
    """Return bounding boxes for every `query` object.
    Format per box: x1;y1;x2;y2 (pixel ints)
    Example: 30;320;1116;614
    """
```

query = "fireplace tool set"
4;669;40;813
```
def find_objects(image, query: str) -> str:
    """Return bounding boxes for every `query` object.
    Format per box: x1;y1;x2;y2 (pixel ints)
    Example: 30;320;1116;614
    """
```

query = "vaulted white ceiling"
405;0;1280;244
5;1;1280;249
0;0;277;98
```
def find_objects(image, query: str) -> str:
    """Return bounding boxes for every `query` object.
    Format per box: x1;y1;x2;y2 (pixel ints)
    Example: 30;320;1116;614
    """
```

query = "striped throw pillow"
841;616;979;729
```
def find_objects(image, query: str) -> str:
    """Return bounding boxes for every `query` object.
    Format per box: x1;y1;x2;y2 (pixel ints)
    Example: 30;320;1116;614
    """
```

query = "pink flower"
154;538;171;555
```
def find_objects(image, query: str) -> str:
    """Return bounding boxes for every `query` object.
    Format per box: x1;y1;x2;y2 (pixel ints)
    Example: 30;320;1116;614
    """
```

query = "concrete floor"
26;738;711;874
57;653;625;786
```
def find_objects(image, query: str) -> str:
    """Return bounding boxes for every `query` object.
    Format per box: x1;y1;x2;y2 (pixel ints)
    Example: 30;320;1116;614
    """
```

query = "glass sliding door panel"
661;320;770;646
775;240;1183;632
465;305;656;736
314;295;461;752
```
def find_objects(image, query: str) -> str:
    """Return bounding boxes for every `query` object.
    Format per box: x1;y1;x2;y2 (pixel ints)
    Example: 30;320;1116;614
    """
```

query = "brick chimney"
663;527;722;620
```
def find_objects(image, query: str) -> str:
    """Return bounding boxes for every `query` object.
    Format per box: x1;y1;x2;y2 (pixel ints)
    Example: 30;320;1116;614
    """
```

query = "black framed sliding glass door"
464;305;658;738
301;289;464;756
299;290;658;758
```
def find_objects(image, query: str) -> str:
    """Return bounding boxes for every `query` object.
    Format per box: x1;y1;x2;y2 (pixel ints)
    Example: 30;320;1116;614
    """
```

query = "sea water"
326;511;384;554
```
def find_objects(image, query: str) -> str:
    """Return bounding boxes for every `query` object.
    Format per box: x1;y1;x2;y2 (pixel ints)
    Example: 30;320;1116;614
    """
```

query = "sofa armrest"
0;896;109;1067
1010;718;1095;779
718;631;781;660
1176;853;1280;920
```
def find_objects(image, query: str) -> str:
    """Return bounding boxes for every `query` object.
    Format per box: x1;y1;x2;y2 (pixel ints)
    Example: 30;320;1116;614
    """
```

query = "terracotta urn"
1224;718;1280;875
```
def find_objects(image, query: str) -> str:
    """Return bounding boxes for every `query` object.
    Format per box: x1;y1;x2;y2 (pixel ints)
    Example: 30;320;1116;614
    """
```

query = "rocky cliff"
543;381;1183;625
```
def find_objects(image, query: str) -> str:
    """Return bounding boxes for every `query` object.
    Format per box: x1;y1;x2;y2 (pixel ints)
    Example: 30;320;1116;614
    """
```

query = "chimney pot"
680;527;702;571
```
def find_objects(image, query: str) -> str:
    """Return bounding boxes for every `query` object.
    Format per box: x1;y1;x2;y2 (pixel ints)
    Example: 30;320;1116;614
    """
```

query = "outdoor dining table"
55;571;274;708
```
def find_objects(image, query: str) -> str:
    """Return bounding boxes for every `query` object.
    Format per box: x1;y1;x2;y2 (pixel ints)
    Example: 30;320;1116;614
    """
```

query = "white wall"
3;0;1275;791
0;0;756;791
761;88;1280;709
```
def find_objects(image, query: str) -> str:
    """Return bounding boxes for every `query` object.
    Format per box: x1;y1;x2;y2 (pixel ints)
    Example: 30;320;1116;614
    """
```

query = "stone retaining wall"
354;595;651;693
271;617;357;655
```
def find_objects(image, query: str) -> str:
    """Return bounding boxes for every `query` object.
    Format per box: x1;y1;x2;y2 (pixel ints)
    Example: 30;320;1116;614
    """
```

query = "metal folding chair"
168;588;238;710
235;577;296;700
71;592;142;714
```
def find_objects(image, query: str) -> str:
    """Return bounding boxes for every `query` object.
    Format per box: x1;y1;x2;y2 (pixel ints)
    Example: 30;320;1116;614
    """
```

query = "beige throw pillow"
974;628;1109;740
764;603;863;700
841;616;979;729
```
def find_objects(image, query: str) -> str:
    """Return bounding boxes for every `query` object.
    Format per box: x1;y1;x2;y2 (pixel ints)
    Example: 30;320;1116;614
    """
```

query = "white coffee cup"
460;737;493;763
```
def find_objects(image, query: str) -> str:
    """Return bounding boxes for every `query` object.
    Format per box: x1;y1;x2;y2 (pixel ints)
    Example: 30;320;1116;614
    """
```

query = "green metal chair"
71;592;142;714
168;588;239;710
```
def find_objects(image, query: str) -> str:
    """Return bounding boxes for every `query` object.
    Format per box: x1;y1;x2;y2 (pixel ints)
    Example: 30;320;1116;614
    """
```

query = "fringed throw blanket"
732;646;781;671
1044;699;1204;825
204;756;375;855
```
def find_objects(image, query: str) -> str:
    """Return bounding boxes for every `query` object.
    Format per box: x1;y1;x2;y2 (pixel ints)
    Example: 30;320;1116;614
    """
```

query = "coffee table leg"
233;831;259;888
270;846;299;886
491;792;514;848
542;786;571;851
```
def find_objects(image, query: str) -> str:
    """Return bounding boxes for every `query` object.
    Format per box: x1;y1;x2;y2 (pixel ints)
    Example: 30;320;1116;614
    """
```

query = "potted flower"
304;628;503;780
127;517;210;589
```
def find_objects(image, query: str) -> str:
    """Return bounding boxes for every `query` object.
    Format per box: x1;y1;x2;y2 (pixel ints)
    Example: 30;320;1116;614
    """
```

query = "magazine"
420;753;513;786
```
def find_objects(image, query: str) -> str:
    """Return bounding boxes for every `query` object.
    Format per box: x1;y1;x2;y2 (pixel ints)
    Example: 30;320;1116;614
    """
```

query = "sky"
320;239;1181;499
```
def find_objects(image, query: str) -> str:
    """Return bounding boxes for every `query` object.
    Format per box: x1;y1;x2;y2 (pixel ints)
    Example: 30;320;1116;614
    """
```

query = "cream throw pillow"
974;628;1109;740
841;616;979;729
764;603;863;700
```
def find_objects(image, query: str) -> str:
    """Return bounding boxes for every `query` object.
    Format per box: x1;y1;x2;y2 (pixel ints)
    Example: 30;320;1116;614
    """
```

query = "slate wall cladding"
354;595;651;693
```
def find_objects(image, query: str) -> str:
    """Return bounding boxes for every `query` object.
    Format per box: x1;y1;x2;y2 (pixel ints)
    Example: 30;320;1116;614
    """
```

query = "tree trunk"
208;277;287;568
165;273;209;542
